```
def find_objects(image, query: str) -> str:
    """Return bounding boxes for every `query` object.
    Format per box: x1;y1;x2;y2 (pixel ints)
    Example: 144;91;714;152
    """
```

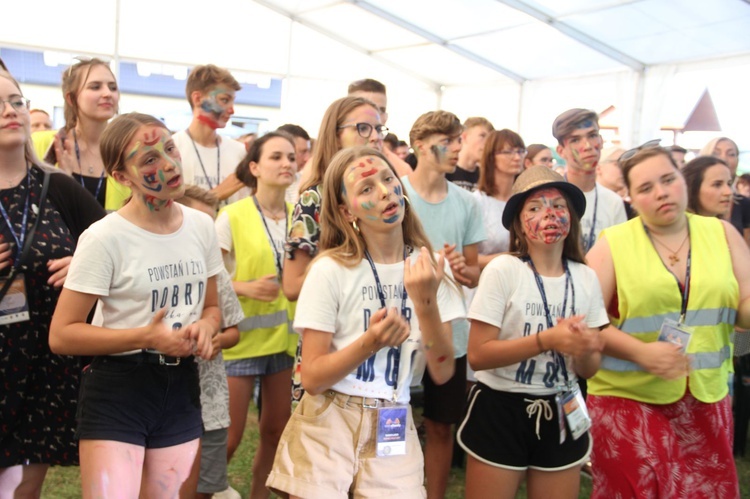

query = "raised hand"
442;243;471;286
364;306;410;352
404;246;443;308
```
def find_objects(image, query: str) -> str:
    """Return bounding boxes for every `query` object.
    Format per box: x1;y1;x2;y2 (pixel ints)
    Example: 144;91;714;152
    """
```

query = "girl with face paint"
266;146;464;498
49;113;224;498
459;166;607;499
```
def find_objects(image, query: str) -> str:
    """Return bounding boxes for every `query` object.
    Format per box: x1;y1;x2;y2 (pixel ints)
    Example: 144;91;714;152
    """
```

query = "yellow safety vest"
589;213;737;404
220;197;297;360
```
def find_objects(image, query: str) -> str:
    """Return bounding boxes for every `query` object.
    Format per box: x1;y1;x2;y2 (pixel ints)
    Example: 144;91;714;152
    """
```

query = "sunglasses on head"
619;139;662;164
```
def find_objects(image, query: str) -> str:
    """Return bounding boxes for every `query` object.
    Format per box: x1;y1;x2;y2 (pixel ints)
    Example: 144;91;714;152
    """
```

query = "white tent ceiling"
3;0;750;152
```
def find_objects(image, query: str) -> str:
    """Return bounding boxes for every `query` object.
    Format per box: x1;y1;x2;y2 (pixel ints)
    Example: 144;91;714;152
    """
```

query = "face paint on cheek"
430;144;448;163
141;170;163;192
197;96;224;129
360;201;376;210
394;184;404;206
523;212;542;241
126;142;141;161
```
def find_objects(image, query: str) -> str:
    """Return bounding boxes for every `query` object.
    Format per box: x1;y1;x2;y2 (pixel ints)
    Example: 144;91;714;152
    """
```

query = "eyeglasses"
338;123;389;138
496;148;527;157
0;97;30;111
619;139;661;163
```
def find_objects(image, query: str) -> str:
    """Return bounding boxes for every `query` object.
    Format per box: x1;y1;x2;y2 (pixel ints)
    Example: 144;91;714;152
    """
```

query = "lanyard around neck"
73;129;104;201
524;256;574;385
364;247;409;402
186;130;220;191
253;196;287;278
0;164;31;268
643;221;692;323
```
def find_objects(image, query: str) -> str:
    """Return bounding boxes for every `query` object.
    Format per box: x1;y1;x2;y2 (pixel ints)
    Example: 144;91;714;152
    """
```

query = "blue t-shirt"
401;176;486;357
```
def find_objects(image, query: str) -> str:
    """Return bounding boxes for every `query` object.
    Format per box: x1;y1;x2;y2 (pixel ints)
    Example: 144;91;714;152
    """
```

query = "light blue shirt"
401;176;486;357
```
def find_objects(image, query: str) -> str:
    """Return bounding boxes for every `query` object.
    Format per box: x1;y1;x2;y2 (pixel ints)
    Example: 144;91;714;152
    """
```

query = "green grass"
42;407;750;498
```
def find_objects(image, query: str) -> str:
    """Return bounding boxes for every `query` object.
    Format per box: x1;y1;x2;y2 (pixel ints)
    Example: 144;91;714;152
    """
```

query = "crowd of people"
0;56;747;499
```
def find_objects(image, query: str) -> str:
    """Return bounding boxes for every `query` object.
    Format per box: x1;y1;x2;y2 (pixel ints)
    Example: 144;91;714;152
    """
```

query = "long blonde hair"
316;147;429;265
299;96;379;193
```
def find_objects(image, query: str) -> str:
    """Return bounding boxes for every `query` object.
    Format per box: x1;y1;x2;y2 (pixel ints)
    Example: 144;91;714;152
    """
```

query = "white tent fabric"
3;0;750;152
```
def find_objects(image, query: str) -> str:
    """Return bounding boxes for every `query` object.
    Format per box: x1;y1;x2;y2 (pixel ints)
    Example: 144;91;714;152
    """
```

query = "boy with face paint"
553;108;627;253
172;64;248;203
402;110;486;499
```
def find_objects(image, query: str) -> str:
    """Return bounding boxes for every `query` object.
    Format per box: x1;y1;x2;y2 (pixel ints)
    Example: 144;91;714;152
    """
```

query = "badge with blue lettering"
376;406;408;457
0;273;29;325
561;384;591;441
658;319;693;353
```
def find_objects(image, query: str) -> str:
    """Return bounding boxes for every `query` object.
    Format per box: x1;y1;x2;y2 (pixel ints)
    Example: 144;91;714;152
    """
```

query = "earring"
352;220;360;233
403;195;411;206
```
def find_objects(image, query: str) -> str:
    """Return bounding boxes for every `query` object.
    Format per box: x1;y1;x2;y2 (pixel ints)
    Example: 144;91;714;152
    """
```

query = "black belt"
102;351;191;366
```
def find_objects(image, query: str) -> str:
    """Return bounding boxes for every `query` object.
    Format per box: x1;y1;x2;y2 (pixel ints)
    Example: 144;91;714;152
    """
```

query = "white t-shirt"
469;254;608;395
294;251;466;405
471;190;510;256
65;205;224;354
580;183;627;251
172;130;250;204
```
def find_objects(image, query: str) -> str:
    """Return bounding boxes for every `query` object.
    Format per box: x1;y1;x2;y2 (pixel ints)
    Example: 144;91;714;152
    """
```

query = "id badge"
658;318;693;353
0;273;29;325
376;406;408;457
561;385;591;441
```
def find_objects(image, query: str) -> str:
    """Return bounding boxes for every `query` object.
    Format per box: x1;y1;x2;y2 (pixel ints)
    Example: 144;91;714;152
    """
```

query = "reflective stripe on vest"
601;344;731;372
619;308;737;334
237;309;291;332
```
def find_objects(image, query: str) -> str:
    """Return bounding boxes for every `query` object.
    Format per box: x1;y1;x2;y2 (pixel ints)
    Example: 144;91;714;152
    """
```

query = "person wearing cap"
458;166;607;499
586;143;748;498
552;109;627;252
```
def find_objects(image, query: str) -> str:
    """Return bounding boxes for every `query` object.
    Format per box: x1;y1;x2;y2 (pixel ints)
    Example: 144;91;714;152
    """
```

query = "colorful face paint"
342;155;405;228
521;188;570;244
196;87;234;129
124;125;184;208
430;144;448;163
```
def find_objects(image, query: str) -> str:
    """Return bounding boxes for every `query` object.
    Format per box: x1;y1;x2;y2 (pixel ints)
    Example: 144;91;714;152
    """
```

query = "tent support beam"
495;0;646;71
351;0;527;84
253;0;443;91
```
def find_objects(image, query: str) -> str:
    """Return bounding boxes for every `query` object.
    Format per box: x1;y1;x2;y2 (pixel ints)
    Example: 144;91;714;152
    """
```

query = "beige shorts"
266;390;425;499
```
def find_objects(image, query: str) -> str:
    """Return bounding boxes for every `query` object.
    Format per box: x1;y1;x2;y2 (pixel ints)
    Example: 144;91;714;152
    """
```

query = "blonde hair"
100;113;169;177
62;58;117;131
299;96;379;193
700;137;738;158
185;64;241;109
317;147;431;266
409;111;463;150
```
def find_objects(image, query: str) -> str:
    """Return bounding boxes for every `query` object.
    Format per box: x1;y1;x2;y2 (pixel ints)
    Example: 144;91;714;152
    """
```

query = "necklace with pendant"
650;232;689;266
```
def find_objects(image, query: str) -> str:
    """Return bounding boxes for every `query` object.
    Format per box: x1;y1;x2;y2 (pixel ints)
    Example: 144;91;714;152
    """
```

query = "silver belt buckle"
159;355;181;366
362;398;380;409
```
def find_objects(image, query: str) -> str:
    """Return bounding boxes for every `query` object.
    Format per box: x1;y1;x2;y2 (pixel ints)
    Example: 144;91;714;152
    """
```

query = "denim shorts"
76;355;203;448
224;352;293;377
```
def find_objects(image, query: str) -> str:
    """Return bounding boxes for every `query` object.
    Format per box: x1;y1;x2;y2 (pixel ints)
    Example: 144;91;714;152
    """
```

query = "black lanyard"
0;165;30;269
525;256;574;385
73;130;104;201
643;222;691;323
364;248;409;402
186;130;220;190
253;196;287;278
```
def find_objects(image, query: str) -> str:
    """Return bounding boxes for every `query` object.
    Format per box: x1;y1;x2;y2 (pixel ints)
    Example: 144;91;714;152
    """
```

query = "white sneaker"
213;486;242;499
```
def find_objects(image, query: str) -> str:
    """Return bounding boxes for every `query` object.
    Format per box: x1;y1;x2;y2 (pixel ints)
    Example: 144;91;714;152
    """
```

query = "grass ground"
42;406;750;498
